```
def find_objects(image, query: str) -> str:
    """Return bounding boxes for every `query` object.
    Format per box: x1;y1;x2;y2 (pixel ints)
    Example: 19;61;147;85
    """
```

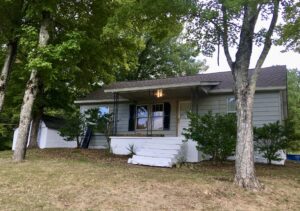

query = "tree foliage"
183;112;237;163
59;111;86;148
277;1;300;52
122;37;208;80
254;121;294;164
288;69;300;139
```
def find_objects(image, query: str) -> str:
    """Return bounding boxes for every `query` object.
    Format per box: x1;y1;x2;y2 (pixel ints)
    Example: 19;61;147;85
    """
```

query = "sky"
203;45;300;73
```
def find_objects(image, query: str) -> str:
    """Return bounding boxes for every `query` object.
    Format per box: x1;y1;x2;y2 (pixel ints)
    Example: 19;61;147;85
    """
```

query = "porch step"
128;140;184;168
135;149;180;158
128;155;175;167
139;144;182;150
110;136;184;167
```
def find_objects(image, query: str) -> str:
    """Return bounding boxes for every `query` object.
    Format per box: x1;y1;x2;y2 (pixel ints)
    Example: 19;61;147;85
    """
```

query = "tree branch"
221;5;233;69
250;0;280;94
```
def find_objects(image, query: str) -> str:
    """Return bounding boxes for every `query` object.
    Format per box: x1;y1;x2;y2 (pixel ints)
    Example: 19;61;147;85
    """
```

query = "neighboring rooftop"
76;66;287;103
42;115;66;130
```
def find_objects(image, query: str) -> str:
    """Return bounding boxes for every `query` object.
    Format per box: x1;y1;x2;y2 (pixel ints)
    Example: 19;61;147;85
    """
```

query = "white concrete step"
135;149;178;158
128;155;174;167
139;144;182;150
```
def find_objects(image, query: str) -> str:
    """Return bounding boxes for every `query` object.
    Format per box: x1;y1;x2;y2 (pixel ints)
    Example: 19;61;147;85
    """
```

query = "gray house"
75;66;287;167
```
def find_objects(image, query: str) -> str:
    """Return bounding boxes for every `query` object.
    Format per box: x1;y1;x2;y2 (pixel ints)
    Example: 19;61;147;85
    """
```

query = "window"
133;103;170;131
227;97;236;113
136;105;148;130
152;104;164;130
99;106;109;117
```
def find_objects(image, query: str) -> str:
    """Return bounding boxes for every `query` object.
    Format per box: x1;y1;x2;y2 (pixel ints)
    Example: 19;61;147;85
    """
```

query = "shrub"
59;111;86;148
59;109;114;149
126;144;136;156
254;121;296;164
183;111;236;163
84;108;114;150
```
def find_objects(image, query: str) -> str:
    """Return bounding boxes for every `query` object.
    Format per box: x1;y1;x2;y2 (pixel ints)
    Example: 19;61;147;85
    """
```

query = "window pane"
153;111;164;117
152;116;163;130
137;106;148;118
137;118;148;129
152;104;164;117
99;106;109;117
227;97;236;113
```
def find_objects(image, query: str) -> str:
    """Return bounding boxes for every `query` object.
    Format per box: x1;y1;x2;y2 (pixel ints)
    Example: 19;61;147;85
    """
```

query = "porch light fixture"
155;89;163;98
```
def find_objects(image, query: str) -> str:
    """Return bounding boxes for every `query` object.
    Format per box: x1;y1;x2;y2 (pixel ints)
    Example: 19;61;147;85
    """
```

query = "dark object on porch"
81;127;93;148
287;154;300;162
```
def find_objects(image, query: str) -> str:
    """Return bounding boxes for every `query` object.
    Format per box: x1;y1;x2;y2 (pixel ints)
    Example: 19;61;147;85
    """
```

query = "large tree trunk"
0;40;18;112
234;89;261;190
13;12;50;162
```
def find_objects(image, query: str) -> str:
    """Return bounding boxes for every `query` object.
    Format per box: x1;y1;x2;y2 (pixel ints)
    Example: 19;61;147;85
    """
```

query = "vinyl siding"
196;92;282;127
79;91;283;148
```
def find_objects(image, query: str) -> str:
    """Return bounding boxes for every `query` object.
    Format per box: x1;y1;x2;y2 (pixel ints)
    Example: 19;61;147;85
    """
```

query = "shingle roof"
77;66;287;102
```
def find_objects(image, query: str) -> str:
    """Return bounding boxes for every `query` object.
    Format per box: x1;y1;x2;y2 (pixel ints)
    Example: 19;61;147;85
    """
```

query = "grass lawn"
0;149;299;210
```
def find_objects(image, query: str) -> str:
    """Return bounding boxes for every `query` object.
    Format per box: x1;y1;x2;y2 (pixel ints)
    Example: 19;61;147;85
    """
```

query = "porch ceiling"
117;85;209;101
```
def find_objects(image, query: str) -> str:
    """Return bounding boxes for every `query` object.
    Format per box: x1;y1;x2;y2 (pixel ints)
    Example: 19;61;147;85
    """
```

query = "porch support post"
196;86;200;115
191;86;200;114
113;92;119;135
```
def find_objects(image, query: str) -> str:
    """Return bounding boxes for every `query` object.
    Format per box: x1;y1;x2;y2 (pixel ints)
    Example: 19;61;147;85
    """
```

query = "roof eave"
209;86;286;93
74;99;129;105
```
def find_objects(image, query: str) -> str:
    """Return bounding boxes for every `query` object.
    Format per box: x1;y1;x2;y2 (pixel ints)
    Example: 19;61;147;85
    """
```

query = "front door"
178;101;192;137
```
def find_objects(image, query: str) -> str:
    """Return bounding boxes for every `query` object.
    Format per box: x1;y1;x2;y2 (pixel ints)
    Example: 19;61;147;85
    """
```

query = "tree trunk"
13;12;50;162
232;78;266;191
28;107;43;148
234;85;262;190
28;78;44;148
76;137;80;148
0;40;18;112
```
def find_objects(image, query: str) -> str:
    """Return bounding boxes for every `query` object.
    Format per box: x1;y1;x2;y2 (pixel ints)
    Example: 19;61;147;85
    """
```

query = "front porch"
106;84;217;167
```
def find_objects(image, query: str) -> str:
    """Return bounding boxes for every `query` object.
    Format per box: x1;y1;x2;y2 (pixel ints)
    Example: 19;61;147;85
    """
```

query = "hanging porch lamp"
155;89;163;98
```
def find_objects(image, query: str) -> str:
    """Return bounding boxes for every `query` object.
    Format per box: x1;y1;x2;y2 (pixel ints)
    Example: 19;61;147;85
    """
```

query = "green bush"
59;109;113;149
183;111;236;163
254;121;297;164
59;111;86;148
